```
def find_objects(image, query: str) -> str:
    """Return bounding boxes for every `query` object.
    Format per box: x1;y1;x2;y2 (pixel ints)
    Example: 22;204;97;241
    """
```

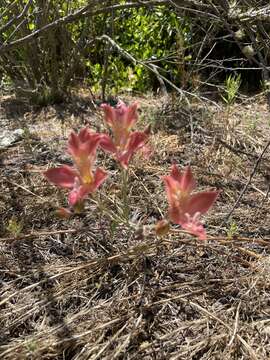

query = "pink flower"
162;164;219;240
67;128;101;184
100;101;149;168
44;128;107;209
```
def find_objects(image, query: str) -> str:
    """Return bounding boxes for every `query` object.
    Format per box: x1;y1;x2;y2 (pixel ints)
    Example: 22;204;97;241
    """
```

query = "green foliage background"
0;1;195;102
88;6;192;94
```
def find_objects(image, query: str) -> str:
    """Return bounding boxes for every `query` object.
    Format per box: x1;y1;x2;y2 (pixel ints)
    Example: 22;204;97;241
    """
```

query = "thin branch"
229;5;270;22
95;34;219;105
169;0;221;20
0;0;18;22
0;0;169;54
223;139;270;224
0;0;32;34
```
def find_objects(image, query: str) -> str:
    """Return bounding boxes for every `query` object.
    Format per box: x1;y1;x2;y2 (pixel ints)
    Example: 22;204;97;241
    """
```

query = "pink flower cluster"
44;128;107;216
162;165;219;240
44;100;219;239
100;101;149;168
44;101;149;215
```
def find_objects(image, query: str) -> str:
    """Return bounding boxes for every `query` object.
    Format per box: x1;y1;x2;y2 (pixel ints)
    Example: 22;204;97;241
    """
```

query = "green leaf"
28;23;35;31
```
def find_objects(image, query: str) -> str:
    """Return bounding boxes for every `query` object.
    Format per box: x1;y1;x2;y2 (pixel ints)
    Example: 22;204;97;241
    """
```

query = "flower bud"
242;45;255;58
234;29;245;40
155;219;170;237
56;208;72;218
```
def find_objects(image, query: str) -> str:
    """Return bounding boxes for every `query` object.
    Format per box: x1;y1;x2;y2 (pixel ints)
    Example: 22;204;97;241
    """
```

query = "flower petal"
118;131;148;168
44;165;77;188
91;167;108;192
140;145;152;159
179;166;196;192
68;128;101;161
168;205;186;225
68;177;82;205
101;103;116;126
68;168;108;205
181;219;206;240
170;165;196;192
99;134;117;154
162;175;178;208
124;102;138;129
79;133;101;158
102;101;138;130
78;127;93;143
68;187;82;206
187;191;220;217
68;131;80;157
170;163;182;182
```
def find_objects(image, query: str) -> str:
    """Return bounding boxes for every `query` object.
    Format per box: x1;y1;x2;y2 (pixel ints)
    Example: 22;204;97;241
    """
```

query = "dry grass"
0;92;270;359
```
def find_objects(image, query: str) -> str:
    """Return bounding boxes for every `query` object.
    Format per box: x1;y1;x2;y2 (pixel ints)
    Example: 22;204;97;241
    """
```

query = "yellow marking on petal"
174;189;188;201
82;172;93;184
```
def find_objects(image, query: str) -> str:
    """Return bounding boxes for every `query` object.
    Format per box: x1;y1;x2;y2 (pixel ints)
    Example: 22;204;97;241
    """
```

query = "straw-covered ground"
1;90;270;359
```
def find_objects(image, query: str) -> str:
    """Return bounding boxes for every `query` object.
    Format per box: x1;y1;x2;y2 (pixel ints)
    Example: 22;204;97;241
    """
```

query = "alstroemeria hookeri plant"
100;101;149;168
44;128;107;212
162;165;219;240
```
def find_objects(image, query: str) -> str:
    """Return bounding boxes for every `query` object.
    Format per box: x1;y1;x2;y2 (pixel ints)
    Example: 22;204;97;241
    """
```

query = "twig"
6;179;45;201
92;322;128;360
0;0;33;34
186;300;258;360
228;301;241;347
101;0;114;101
95;34;218;106
223;139;270;224
197;125;259;159
144;293;258;359
0;1;169;54
0;228;88;243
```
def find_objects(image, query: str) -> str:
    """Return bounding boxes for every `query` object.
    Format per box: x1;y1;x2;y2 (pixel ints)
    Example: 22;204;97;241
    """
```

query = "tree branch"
0;0;169;54
0;0;33;34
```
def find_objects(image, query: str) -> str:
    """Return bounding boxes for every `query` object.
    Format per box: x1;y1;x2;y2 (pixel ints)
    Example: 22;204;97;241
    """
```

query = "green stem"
121;167;129;222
